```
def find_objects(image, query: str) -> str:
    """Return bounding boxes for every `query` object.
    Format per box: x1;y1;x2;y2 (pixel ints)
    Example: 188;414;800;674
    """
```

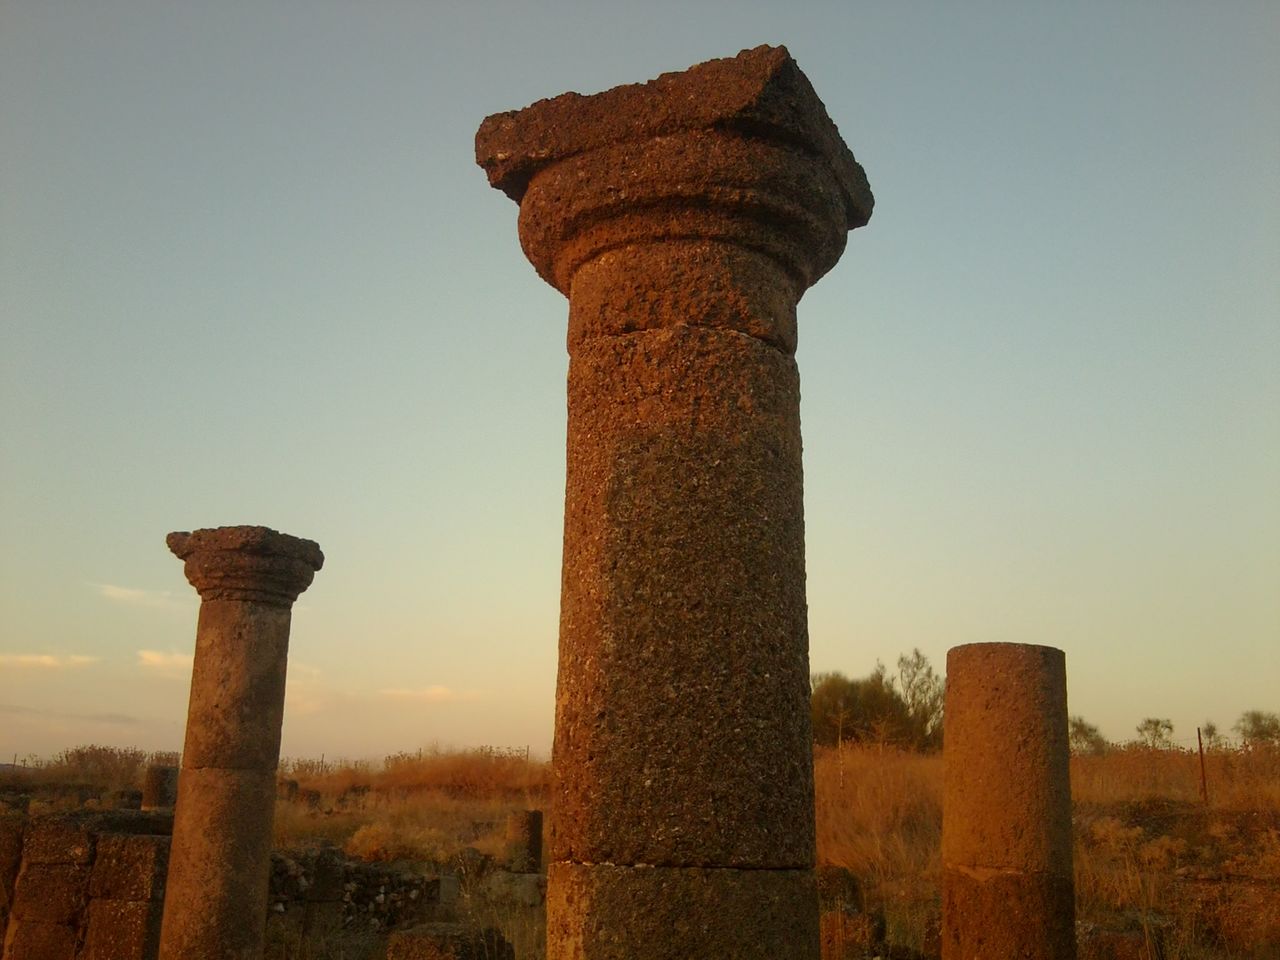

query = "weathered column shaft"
158;526;322;960
478;46;872;958
140;764;178;811
942;642;1076;960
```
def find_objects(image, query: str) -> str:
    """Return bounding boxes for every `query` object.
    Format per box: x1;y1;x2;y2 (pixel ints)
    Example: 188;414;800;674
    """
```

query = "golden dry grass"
273;746;549;864
15;740;1276;957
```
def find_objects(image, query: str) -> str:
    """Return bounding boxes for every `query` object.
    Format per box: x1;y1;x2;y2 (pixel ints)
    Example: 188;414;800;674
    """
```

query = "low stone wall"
1;810;172;960
266;848;440;942
0;810;487;959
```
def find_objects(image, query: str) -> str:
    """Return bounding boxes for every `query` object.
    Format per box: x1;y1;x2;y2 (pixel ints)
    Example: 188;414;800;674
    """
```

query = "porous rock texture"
547;863;820;960
158;525;322;960
942;642;1076;960
478;45;872;958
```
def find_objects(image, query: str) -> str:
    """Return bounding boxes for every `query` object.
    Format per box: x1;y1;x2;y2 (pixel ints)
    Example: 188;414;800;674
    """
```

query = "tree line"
1069;710;1280;755
813;650;1279;755
810;648;944;752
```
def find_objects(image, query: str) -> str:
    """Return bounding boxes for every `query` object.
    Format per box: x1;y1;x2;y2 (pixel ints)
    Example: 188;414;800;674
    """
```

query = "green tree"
1135;717;1174;749
896;648;944;751
1201;721;1225;750
1069;715;1107;755
1234;710;1280;746
811;663;918;749
811;672;859;748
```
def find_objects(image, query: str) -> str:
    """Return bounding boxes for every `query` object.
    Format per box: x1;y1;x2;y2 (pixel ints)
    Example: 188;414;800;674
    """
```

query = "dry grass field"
5;741;1277;958
264;742;1279;958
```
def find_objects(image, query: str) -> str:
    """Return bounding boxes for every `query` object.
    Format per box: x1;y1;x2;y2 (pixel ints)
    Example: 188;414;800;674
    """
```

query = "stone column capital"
166;525;324;606
476;44;873;298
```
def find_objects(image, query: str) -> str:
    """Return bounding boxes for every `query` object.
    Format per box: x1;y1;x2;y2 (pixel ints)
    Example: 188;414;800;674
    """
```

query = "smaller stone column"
504;810;542;873
942;642;1076;960
158;526;323;960
140;766;178;811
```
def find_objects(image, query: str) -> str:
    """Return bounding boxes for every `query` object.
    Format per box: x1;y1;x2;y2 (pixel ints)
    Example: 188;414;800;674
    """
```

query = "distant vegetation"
811;648;943;752
1;743;179;792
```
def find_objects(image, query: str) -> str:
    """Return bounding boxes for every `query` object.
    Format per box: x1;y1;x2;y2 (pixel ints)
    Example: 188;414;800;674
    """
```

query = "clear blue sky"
2;1;1276;761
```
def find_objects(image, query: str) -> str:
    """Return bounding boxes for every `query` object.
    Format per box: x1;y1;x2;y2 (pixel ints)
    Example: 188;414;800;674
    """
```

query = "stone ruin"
0;808;464;959
158;526;324;960
942;642;1077;959
476;43;873;959
1;809;171;960
5;47;1093;960
138;767;177;813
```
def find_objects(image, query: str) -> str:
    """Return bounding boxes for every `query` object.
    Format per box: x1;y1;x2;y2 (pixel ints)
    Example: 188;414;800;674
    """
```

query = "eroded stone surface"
942;642;1076;959
10;862;90;923
160;524;320;960
476;44;872;224
90;833;169;901
479;46;870;959
140;765;178;811
82;898;164;960
1;918;78;960
553;325;812;868
167;525;323;605
158;768;276;959
478;46;872;298
942;871;1076;960
546;863;820;959
181;600;292;768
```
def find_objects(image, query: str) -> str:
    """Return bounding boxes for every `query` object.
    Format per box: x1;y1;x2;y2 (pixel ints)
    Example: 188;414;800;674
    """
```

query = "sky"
1;1;1276;762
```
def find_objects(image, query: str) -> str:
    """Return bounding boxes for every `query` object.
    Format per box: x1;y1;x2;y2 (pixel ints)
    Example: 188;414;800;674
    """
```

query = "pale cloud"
136;649;193;677
0;703;140;725
92;583;184;609
379;685;481;703
0;654;99;669
290;661;322;682
284;663;332;717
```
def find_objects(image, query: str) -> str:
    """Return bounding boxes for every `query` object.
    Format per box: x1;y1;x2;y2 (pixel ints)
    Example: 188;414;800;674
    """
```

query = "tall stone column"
942;642;1076;960
477;46;873;958
158;526;323;960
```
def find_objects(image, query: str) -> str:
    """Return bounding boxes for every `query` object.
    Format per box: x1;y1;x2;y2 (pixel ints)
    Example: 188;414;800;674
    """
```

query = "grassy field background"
4;741;1278;958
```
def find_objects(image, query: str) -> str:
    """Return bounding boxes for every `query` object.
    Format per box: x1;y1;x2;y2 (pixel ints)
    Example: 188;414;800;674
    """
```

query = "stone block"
546;862;819;959
82;898;163;960
91;833;170;901
11;862;90;923
21;811;171;866
22;815;95;865
140;766;178;811
1;920;78;960
504;810;542;873
386;923;514;960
